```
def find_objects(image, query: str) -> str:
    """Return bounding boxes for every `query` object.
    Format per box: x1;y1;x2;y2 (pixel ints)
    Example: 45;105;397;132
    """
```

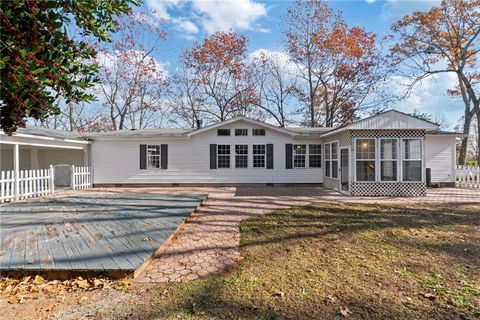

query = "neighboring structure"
0;110;461;196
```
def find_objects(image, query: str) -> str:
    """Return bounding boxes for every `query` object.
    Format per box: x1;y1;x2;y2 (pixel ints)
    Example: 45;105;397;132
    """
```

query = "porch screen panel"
403;139;422;181
380;139;397;181
356;139;376;181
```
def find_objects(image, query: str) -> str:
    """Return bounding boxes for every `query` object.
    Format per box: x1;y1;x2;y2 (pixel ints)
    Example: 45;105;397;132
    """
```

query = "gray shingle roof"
14;127;85;140
82;128;194;138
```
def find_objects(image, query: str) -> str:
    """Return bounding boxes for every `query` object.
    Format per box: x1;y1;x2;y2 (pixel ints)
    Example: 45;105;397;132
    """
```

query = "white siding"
425;136;456;183
344;110;438;130
92;121;324;184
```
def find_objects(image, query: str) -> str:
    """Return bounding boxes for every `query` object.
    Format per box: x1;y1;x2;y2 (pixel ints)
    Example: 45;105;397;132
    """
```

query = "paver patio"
0;192;205;277
134;186;480;283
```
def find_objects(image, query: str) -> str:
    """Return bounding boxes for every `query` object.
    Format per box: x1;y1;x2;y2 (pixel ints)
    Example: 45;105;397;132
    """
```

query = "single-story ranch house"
0;110;461;197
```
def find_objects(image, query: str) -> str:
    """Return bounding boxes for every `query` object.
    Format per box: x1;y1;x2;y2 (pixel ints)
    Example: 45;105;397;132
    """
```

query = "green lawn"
103;202;480;320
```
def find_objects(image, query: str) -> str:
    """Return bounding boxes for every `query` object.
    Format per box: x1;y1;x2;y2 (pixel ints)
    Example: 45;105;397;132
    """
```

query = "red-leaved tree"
183;31;258;123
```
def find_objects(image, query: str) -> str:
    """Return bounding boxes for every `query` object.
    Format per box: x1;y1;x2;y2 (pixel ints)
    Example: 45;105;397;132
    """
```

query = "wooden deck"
0;192;205;277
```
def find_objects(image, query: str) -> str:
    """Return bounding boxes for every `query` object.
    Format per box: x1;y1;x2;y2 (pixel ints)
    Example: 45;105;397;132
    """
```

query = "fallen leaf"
76;279;90;289
340;306;352;317
419;292;436;300
33;275;45;285
272;291;285;298
325;295;337;305
7;296;19;304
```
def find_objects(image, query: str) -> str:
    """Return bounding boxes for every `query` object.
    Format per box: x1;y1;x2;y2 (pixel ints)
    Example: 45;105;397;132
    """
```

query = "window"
356;139;376;181
309;144;322;168
217;129;230;136
331;142;338;178
235;145;248;168
253;144;266;168
325;142;338;178
147;145;160;169
235;128;248;136
217;145;230;168
380;139;397;181
252;128;265;136
325;144;331;177
403;139;422;181
293;144;306;168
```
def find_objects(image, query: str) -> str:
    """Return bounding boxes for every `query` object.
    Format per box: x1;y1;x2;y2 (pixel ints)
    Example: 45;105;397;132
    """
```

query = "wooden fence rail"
1;165;54;203
456;165;480;188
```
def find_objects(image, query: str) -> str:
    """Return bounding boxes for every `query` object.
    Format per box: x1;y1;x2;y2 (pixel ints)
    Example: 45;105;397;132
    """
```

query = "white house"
0;110;461;197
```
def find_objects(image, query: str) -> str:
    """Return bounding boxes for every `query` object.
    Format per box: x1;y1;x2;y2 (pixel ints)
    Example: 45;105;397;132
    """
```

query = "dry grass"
94;202;480;320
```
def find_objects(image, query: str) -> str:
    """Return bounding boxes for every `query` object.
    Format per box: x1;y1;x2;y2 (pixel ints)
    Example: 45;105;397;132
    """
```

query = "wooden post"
13;144;19;201
50;165;55;194
71;165;75;190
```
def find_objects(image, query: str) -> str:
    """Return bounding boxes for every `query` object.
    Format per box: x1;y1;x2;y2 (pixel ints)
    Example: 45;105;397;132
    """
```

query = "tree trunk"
477;112;480;164
459;110;473;165
68;102;74;131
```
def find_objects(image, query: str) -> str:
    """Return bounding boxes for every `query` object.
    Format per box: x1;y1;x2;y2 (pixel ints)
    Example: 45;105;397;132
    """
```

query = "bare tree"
95;11;168;130
250;51;297;127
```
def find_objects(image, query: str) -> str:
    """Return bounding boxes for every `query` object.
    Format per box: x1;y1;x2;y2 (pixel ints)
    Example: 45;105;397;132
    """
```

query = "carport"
0;127;90;201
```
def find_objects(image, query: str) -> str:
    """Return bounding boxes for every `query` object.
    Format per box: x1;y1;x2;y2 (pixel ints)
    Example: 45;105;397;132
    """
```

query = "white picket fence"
0;165;92;203
71;166;92;190
456;165;480;188
1;166;54;203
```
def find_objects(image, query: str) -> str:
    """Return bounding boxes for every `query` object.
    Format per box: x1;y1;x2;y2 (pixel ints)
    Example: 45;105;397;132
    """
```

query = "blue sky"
132;0;461;129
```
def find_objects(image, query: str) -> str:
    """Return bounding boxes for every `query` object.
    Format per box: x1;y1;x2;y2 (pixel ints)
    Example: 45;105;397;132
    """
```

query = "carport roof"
9;126;86;140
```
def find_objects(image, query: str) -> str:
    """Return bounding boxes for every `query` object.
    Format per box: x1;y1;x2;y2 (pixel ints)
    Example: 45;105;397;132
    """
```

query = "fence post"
13;144;19;201
50;165;55;194
71;165;75;190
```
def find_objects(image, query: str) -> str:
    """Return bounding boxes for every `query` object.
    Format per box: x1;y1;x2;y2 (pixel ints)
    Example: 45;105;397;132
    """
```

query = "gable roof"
320;110;439;137
186;116;302;137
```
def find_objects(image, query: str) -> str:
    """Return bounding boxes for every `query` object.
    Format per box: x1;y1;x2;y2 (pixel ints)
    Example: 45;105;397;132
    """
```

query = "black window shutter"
139;144;147;170
266;144;274;169
210;144;217;169
285;144;293;169
161;144;168;169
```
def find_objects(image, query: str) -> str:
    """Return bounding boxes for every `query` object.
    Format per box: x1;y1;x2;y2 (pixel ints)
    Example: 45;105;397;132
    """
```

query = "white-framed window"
293;144;306;168
309;144;322;168
325;142;338;178
253;144;266;168
325;143;331;177
235;128;248;136
147;145;160;169
355;138;376;182
217;144;230;168
380;138;398;181
235;144;248;168
402;139;422;181
252;129;265;136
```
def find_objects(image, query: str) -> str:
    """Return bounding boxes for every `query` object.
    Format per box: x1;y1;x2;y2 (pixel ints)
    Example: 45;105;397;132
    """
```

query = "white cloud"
145;0;183;19
249;49;297;74
172;17;199;35
381;0;441;21
385;72;462;128
145;0;268;35
192;0;267;34
96;50;168;79
366;0;376;3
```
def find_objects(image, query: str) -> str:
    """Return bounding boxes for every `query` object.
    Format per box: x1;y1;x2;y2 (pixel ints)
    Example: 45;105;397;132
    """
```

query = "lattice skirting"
351;182;426;197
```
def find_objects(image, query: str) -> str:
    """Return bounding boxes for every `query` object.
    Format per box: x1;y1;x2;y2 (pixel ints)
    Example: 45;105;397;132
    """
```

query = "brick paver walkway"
134;187;480;283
